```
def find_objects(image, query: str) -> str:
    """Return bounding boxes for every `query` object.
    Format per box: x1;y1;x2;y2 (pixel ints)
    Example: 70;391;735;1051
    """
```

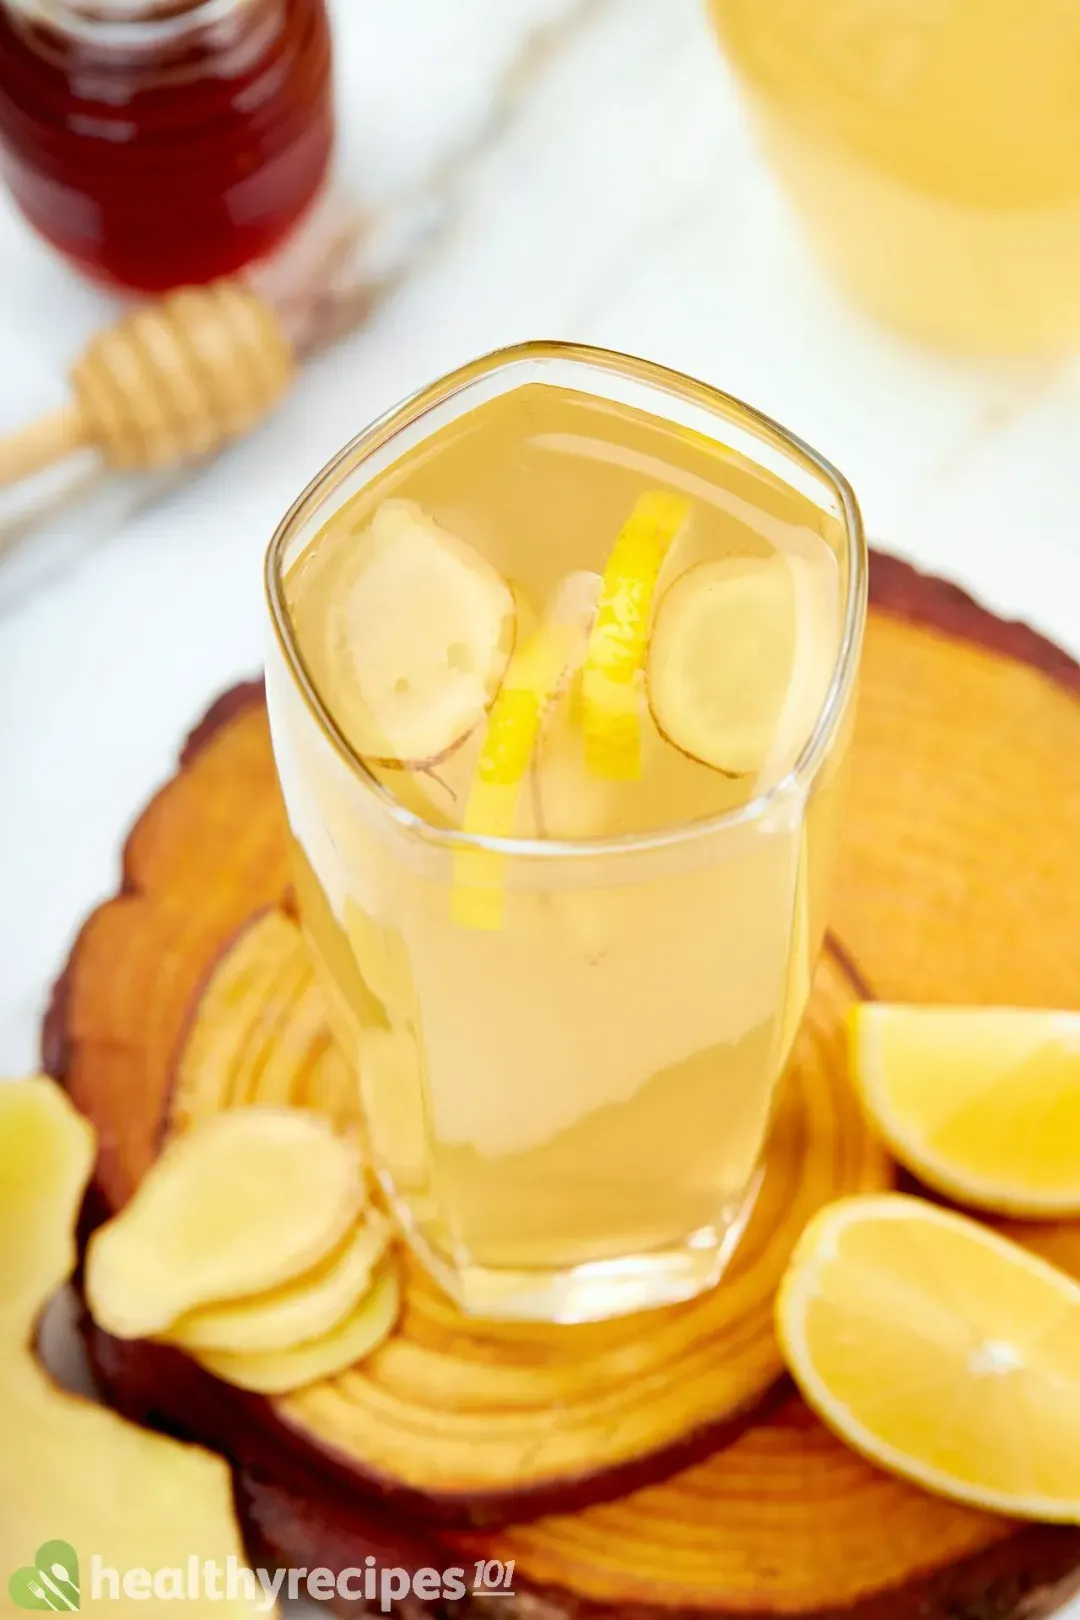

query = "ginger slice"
647;553;798;778
196;1259;402;1394
293;498;517;768
0;1079;269;1617
86;1108;365;1340
170;1210;392;1355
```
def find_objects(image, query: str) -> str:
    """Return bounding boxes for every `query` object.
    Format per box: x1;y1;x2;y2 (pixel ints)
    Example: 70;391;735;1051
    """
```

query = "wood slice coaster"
44;552;1080;1617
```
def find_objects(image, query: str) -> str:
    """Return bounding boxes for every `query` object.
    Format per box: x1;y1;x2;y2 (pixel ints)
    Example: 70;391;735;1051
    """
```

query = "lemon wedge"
581;490;691;779
777;1193;1080;1521
647;552;797;778
850;1004;1080;1216
453;572;601;929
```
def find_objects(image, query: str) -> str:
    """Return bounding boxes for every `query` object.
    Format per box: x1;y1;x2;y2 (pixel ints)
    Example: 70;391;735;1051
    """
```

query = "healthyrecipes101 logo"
9;1541;81;1610
8;1542;517;1611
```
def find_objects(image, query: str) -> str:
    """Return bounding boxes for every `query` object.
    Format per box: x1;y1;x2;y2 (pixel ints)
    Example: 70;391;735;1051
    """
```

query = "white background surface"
1;0;1079;1611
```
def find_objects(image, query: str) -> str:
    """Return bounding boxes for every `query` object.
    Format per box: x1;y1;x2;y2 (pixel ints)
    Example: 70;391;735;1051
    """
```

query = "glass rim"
264;339;867;863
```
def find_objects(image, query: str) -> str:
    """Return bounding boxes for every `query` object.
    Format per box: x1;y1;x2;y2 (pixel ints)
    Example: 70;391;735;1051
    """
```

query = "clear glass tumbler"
264;343;866;1323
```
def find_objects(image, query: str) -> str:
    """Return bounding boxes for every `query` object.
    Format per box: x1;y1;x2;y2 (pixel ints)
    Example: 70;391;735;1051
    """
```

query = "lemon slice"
453;571;601;929
322;500;516;767
777;1193;1080;1520
851;1004;1080;1216
647;553;797;778
581;490;691;779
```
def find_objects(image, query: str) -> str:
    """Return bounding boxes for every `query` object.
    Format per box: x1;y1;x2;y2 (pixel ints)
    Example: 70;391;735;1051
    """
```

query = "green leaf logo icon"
8;1541;80;1610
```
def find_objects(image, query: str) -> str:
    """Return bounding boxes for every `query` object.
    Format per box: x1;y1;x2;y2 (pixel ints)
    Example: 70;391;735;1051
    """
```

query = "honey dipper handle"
0;400;91;488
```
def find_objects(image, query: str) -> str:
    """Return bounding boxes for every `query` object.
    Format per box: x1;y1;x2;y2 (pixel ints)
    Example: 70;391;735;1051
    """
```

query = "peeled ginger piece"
86;1109;365;1340
0;1079;268;1616
0;1075;95;1339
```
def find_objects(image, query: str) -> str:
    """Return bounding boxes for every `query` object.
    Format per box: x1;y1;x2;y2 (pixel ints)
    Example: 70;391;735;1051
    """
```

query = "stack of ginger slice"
86;1108;401;1395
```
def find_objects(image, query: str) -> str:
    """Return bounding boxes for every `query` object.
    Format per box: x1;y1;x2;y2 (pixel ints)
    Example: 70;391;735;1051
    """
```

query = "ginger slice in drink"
195;1259;402;1394
531;673;617;841
169;1211;392;1355
316;499;516;768
647;552;798;778
86;1108;366;1339
580;490;691;780
453;570;601;929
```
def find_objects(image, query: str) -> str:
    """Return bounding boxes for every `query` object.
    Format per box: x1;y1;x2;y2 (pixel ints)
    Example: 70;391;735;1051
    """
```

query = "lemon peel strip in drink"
453;573;600;931
581;489;691;781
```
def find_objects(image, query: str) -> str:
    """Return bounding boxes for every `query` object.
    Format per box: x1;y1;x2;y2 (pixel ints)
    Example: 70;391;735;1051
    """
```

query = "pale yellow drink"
265;348;864;1321
710;0;1080;354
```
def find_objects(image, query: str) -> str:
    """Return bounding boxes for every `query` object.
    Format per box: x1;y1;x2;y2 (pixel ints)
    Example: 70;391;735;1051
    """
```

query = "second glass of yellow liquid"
711;0;1080;354
266;344;865;1322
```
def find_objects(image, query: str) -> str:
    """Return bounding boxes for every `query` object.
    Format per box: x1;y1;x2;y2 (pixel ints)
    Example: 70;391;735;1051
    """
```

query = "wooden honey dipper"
0;278;295;487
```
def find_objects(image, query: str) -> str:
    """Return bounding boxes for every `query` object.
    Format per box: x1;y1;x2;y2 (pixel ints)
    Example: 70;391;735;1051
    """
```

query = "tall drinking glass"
265;343;866;1323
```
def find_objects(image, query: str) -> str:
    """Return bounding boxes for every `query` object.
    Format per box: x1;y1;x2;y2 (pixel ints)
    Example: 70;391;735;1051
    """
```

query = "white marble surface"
1;0;1080;1610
